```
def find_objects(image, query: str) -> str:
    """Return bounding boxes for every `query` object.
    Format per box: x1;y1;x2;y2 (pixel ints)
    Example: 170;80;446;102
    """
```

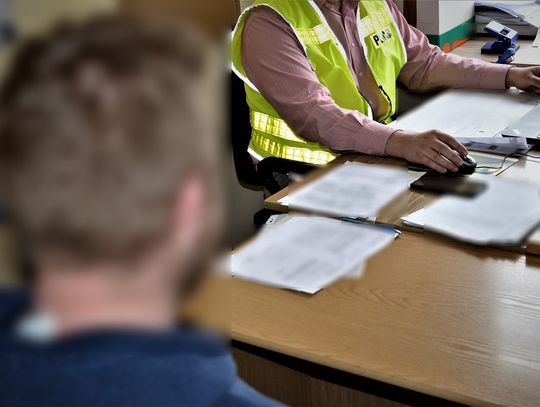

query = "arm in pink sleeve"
387;0;511;91
241;7;395;155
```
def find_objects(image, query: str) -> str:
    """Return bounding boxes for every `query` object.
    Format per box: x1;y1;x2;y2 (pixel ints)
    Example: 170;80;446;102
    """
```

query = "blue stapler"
481;21;520;63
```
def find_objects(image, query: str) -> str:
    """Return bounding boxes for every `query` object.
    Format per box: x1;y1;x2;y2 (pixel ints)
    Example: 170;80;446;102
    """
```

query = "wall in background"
14;0;119;37
122;0;238;38
238;0;253;12
0;0;119;80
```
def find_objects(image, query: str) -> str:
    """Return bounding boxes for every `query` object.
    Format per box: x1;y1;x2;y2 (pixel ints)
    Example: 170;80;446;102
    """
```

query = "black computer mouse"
457;154;477;175
408;154;477;175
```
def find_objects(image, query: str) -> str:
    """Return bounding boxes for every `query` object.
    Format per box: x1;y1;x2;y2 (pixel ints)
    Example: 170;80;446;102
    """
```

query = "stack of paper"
232;216;395;294
287;162;412;219
392;89;539;154
475;13;538;37
476;0;540;27
423;177;540;245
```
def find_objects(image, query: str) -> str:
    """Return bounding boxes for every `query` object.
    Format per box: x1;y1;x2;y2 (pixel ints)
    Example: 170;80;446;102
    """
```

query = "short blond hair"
0;17;220;262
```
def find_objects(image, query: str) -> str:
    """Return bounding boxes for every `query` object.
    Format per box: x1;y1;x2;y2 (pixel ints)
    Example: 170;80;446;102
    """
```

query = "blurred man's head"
0;17;222;301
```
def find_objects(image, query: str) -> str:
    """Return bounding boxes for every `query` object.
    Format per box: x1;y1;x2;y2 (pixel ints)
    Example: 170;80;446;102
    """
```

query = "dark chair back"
230;73;262;190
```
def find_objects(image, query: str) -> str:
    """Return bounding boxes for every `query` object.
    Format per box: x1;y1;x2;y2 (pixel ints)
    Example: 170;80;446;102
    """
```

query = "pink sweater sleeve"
387;0;511;91
241;7;395;156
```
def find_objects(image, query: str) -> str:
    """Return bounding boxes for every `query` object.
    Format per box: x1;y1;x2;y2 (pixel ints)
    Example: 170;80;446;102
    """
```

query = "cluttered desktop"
230;1;540;405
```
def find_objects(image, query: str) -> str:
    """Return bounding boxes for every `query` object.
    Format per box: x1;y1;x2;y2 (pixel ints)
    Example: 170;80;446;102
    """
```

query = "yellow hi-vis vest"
231;0;407;165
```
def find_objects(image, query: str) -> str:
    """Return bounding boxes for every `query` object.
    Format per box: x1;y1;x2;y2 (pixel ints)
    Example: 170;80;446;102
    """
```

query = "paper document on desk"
287;163;411;219
503;104;540;139
392;89;539;148
460;137;532;156
475;1;540;27
402;209;425;229
232;216;395;294
423;177;540;245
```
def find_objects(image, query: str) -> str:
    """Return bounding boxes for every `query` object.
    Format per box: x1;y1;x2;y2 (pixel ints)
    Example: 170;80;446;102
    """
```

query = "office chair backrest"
230;73;263;190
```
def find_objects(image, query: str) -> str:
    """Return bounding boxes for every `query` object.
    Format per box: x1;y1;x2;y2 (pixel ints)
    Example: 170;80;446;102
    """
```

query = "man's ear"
171;174;207;257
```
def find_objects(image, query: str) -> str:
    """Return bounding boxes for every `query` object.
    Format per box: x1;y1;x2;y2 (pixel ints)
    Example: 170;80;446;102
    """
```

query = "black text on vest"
371;27;393;48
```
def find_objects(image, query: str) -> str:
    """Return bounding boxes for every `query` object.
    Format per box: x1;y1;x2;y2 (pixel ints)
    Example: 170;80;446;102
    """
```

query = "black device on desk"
411;174;487;198
409;155;482;197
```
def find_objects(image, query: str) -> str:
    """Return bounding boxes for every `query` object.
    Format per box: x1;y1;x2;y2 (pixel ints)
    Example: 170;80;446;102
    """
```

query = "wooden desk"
236;50;540;403
265;154;434;229
451;38;539;67
264;153;540;250
232;231;540;406
235;153;540;405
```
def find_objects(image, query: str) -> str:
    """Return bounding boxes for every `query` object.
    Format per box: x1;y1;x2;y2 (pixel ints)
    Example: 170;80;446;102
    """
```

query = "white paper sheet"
423;177;540;245
232;216;395;294
392;89;540;146
287;163;411;219
533;27;540;48
402;208;425;229
503;104;540;139
277;195;290;206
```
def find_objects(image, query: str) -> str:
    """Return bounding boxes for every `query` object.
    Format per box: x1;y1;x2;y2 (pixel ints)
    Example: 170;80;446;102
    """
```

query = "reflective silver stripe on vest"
296;24;332;45
251;130;336;165
250;111;304;142
250;111;337;165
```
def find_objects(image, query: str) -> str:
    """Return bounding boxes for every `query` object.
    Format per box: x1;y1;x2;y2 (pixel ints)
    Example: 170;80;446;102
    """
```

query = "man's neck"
34;261;178;337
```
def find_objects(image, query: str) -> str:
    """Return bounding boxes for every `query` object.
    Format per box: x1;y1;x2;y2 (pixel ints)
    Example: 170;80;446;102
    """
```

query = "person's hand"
385;130;469;173
506;66;540;93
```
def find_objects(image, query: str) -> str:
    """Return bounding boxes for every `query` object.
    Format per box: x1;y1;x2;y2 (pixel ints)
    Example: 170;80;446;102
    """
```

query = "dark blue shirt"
0;291;279;407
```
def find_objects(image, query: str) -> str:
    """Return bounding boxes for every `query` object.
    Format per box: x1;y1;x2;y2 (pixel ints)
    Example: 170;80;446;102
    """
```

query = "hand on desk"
506;66;540;93
385;130;468;174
